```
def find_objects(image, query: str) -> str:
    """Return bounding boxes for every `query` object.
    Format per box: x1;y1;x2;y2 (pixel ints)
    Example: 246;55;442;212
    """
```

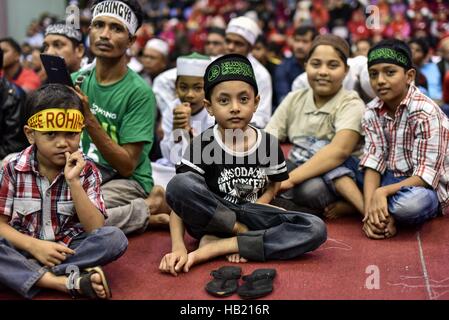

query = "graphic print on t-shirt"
177;125;289;203
217;166;268;203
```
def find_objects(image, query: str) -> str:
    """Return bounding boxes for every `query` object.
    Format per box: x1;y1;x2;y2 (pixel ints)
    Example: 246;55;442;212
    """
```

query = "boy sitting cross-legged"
159;54;327;276
330;39;449;239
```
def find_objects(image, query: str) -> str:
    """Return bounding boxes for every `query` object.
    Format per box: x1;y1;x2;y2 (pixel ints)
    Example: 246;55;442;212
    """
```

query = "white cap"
176;52;211;77
226;16;261;46
145;38;169;57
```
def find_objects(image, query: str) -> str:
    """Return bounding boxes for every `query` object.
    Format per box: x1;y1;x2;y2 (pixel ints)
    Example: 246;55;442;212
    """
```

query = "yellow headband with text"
27;108;84;132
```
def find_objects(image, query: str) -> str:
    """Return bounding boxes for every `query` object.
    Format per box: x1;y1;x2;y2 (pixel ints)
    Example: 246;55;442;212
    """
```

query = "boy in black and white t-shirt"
179;125;287;204
159;54;327;276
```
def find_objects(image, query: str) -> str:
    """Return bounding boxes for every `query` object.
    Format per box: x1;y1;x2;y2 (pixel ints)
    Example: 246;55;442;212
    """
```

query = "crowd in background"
1;0;449;126
14;0;449;67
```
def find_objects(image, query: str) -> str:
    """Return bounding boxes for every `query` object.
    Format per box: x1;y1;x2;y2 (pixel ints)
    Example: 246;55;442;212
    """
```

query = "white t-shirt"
159;98;215;166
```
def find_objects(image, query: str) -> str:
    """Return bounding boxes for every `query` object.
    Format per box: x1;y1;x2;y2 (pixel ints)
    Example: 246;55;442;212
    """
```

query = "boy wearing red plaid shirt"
330;39;449;239
0;84;127;299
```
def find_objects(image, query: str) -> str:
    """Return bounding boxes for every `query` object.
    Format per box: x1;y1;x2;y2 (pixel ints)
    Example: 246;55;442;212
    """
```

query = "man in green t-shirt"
73;0;170;234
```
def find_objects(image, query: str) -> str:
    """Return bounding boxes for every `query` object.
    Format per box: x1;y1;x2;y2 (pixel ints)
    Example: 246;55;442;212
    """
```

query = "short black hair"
0;37;22;55
408;37;430;57
91;0;144;31
294;26;318;40
207;27;226;38
25;84;83;120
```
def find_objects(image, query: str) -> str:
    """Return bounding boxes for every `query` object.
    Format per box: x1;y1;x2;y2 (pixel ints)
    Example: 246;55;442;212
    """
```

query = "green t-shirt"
72;67;156;193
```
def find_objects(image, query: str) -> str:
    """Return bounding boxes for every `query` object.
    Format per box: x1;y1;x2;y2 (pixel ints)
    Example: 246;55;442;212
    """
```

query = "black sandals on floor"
237;268;276;299
205;266;242;297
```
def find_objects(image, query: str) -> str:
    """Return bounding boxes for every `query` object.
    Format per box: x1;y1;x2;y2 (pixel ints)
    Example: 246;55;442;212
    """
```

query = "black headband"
367;46;412;70
204;54;258;99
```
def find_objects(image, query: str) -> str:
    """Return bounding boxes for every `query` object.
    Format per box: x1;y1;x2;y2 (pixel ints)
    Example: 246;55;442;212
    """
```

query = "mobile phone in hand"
40;53;74;87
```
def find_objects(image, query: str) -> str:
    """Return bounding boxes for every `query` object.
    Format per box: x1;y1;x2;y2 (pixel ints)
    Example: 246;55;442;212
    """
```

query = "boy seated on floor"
152;53;214;188
329;39;449;239
0;84;128;299
159;54;326;276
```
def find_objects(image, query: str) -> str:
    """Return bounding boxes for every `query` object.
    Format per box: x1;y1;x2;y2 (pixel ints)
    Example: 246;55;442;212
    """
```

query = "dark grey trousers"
166;172;327;261
280;160;353;211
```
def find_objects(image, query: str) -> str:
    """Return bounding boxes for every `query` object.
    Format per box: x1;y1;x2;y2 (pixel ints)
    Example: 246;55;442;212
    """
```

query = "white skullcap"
145;38;169;57
176;52;211;77
226;16;261;46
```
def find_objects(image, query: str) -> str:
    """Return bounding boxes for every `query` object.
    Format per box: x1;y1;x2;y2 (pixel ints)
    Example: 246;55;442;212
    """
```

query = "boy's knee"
166;172;204;204
167;172;195;194
96;226;128;257
389;188;439;224
294;178;334;209
310;216;327;246
295;178;327;198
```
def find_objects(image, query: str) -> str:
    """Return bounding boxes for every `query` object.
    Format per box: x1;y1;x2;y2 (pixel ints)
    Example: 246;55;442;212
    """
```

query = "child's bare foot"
149;213;170;228
384;216;397;238
226;253;248;263
73;270;110;299
88;272;108;299
145;185;171;215
183;236;239;272
324;201;358;219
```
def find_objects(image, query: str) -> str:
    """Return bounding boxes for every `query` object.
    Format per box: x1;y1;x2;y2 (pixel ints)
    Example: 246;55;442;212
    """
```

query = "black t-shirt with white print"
176;125;289;204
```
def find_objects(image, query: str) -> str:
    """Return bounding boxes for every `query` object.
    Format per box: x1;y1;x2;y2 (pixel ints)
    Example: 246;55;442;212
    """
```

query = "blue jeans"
0;226;128;299
342;157;440;225
166;172;327;261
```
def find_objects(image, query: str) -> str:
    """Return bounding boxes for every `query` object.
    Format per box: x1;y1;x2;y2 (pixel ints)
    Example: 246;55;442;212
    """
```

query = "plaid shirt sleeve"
0;161;16;218
82;160;107;218
360;109;388;174
411;111;448;189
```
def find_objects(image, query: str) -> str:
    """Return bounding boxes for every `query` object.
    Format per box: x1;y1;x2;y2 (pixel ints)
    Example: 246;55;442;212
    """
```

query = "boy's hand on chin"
64;151;85;185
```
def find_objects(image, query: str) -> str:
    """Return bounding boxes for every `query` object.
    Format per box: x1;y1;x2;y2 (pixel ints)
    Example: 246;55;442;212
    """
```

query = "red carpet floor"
1;215;449;300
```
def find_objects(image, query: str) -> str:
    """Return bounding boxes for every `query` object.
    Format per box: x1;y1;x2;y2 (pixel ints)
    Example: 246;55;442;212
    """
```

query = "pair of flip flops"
205;266;276;299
